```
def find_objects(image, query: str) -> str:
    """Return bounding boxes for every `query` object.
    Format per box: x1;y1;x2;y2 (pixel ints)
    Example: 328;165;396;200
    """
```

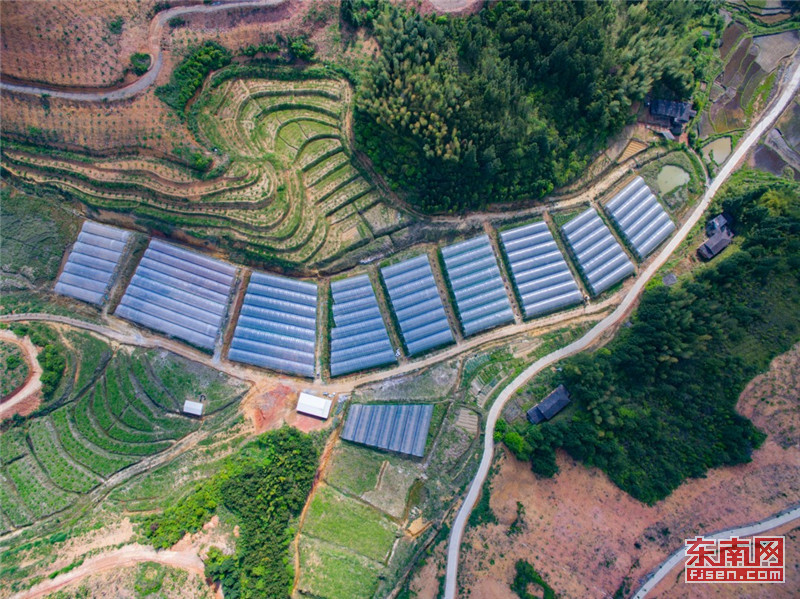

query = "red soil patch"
458;342;800;598
245;383;329;435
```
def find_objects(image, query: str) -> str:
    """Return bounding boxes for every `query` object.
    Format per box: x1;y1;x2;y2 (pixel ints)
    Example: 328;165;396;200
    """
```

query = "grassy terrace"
1;70;409;272
0;327;247;534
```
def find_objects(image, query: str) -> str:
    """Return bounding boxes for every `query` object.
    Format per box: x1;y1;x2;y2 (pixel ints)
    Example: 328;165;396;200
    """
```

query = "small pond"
656;165;690;195
702;137;732;164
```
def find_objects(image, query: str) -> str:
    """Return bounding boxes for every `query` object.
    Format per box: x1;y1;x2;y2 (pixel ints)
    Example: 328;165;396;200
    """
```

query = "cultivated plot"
381;255;453;356
561;207;635;296
499;221;582;318
604;177;676;260
440;235;514;336
54;221;131;305
329;275;396;376
228;271;318;378
115;239;236;350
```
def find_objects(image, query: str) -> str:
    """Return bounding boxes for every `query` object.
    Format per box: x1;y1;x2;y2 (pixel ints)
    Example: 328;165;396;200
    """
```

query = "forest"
499;171;800;505
354;0;719;212
144;427;318;598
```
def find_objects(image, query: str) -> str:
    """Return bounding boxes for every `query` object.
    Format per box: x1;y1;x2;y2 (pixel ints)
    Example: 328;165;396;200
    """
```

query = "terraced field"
0;328;247;532
1;71;410;270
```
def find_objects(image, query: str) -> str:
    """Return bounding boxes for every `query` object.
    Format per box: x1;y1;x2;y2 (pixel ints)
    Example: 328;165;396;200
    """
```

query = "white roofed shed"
183;400;204;417
297;392;332;420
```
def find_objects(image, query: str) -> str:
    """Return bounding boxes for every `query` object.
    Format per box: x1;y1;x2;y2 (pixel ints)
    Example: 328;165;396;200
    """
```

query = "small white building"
296;392;332;420
182;400;204;417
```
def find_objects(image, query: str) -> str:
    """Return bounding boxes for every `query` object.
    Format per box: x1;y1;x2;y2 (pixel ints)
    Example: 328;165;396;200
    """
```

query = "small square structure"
296;392;332;420
182;400;204;417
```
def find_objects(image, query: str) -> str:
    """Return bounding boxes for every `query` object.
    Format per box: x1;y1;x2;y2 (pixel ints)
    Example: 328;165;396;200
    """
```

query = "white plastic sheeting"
54;221;131;305
115;239;236;350
440;235;514;336
561;207;635;296
499;221;582;318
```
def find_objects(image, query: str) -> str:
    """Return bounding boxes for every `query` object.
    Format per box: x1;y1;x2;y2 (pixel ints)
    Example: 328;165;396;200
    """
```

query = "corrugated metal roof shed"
115;239;236;350
54;221;131;305
381;255;453;356
329;274;396;377
341;403;433;457
182;400;204;416
228;271;317;378
440;235;514;336
526;385;570;424
296;392;332;419
499;221;582;319
561;207;635;296
604;177;676;260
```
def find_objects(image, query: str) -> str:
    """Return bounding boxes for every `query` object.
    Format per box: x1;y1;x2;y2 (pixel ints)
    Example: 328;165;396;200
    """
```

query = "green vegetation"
511;560;556;599
501;171;800;504
0;341;29;399
297;536;382;599
356;1;718;212
147;427;319;599
9;323;66;402
129;52;151;76
107;17;123;35
0;186;79;286
303;486;397;562
0;336;245;533
156;42;232;111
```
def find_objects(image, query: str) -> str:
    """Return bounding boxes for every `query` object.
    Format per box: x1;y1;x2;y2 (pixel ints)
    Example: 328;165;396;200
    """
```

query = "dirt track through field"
10;544;205;599
0;328;42;419
0;0;288;101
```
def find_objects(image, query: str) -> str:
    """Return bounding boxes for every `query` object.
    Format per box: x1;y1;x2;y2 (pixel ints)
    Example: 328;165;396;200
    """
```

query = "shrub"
156;42;232;111
129;53;151;76
108;17;123;35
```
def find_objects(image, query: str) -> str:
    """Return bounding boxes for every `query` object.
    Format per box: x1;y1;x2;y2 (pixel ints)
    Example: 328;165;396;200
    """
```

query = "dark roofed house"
706;213;730;237
650;99;697;135
697;230;733;261
526;384;571;425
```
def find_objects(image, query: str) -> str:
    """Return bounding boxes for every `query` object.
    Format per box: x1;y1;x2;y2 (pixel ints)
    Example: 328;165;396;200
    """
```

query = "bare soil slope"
458;342;800;597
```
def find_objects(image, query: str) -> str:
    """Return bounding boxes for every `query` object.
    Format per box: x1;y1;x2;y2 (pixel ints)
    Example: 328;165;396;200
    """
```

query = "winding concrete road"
632;504;800;598
0;0;285;102
443;52;800;599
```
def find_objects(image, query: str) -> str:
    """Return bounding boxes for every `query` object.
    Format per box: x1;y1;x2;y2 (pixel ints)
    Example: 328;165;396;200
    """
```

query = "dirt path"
0;0;287;102
10;544;205;599
443;48;800;599
0;328;43;419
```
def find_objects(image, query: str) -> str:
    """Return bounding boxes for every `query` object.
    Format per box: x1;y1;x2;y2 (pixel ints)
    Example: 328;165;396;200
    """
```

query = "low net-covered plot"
341;403;433;457
54;221;131;305
115;239;236;350
381;255;453;356
441;235;514;336
228;271;317;378
499;221;582;318
330;275;396;376
561;207;635;296
604;177;676;260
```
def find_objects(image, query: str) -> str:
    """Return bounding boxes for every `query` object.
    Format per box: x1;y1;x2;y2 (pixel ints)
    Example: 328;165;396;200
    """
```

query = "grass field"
297;536;383;599
302;485;397;563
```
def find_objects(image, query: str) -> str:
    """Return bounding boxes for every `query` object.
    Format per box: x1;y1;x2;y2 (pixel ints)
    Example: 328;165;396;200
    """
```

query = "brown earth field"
0;0;160;88
457;341;800;598
0;0;321;160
